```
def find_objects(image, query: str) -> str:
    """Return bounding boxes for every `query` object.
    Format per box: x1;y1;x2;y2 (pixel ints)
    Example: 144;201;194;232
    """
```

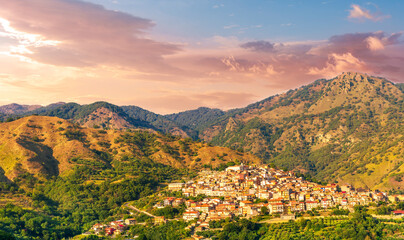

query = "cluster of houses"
91;218;136;236
88;164;396;239
167;164;388;222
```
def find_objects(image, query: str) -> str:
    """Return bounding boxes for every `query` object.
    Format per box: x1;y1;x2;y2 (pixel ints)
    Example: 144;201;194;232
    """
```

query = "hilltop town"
88;164;404;238
172;164;388;223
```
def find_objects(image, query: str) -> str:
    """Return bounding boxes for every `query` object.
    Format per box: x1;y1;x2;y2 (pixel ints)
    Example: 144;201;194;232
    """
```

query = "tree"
0;230;16;240
261;206;269;215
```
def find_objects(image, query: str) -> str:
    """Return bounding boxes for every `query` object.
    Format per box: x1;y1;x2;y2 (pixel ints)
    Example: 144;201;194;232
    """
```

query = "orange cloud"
308;53;368;77
348;4;390;22
0;0;181;72
0;0;403;113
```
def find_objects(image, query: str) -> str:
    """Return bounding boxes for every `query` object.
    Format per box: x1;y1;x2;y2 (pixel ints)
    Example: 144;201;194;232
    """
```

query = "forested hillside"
0;72;403;190
195;72;404;190
0;115;259;239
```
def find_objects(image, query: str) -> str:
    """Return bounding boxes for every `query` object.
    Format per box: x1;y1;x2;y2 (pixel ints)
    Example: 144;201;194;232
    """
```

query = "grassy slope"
201;73;404;190
0;116;260;182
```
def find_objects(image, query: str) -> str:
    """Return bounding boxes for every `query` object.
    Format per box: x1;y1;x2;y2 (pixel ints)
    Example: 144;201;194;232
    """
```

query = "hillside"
0;115;260;183
121;105;191;137
196;72;404;190
0;103;42;115
0;72;402;190
0;101;192;137
165;107;225;137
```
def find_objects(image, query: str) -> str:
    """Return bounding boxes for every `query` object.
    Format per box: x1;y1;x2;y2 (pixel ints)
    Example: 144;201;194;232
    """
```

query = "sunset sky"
0;0;403;114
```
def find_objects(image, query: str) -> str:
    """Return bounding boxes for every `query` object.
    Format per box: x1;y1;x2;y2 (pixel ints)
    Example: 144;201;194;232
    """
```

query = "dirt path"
125;203;157;218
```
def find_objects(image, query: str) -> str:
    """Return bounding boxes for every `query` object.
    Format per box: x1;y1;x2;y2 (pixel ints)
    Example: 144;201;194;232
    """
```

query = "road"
125;203;157;218
259;215;349;224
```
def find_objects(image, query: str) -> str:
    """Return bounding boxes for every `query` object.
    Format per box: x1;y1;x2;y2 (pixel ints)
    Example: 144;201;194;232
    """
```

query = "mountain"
194;72;403;190
21;102;191;137
396;83;404;93
32;101;157;130
0;115;260;183
165;107;225;136
121;105;190;137
0;103;42;115
0;115;259;239
0;72;402;190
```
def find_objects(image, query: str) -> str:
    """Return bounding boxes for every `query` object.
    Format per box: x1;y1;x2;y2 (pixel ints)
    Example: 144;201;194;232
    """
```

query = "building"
183;211;200;221
226;164;247;172
168;182;185;191
305;201;320;211
164;197;176;206
173;198;185;207
392;210;404;216
269;203;284;214
125;218;136;225
105;227;115;236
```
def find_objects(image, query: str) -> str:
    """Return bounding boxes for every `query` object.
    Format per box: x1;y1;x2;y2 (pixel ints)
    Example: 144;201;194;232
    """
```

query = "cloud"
223;24;239;29
0;0;181;72
308;53;367;77
348;4;390;22
240;40;274;52
365;36;384;50
0;2;403;113
221;56;280;76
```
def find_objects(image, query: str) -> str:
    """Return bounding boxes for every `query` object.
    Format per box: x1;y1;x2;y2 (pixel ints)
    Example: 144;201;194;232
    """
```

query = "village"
89;164;404;238
171;164;391;221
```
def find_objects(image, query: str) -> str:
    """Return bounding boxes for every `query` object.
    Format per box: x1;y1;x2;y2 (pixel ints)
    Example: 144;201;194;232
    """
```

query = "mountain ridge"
0;72;403;190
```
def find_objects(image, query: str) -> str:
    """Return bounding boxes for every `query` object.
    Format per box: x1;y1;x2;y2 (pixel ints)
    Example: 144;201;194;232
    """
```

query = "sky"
0;0;403;114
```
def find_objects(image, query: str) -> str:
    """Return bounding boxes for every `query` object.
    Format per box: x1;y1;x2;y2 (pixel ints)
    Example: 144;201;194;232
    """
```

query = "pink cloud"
0;1;402;113
348;4;390;22
308;53;368;77
0;0;181;71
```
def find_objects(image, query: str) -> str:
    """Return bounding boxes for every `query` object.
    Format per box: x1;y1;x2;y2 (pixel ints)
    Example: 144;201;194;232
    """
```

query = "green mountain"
121;105;191;137
165;107;225;137
0;115;260;239
193;72;403;190
1;72;402;190
14;102;191;137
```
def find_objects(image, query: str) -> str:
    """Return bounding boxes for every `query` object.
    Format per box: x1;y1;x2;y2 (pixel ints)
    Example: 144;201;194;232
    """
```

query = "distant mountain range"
1;72;403;190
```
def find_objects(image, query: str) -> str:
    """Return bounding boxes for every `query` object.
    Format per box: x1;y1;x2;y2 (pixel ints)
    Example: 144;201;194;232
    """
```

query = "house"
216;204;236;211
105;227;115;235
305;201;320;211
392;210;404;216
173;198;185;207
92;223;105;234
257;191;272;199
183;187;196;197
186;200;196;207
168;182;185;191
240;200;253;207
322;198;333;208
289;201;305;212
195;204;211;213
110;220;123;227
164;197;176;206
268;203;284;214
183;211;200;221
125;218;136;225
226;164;247;172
